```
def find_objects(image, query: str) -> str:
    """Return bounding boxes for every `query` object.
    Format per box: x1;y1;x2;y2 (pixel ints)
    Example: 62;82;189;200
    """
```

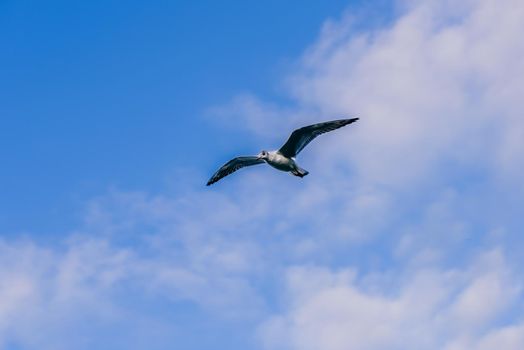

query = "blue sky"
0;0;356;235
2;0;524;349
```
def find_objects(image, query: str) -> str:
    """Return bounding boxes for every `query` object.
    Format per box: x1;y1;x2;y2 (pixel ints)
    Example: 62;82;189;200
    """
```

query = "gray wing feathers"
278;118;359;157
206;156;264;186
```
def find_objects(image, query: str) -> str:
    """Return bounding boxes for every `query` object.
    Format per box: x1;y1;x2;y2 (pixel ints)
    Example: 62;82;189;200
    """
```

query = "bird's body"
265;151;296;171
264;151;309;177
206;118;358;186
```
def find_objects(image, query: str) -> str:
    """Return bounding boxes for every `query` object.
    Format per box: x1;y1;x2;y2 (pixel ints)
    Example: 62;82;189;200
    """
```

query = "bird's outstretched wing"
206;156;265;186
278;118;359;158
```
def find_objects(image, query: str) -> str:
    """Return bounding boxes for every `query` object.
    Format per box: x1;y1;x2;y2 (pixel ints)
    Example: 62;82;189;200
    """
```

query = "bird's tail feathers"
292;167;309;178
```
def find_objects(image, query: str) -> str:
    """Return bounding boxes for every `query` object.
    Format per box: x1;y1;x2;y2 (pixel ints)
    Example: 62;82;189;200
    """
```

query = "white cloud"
0;238;135;349
259;250;522;350
235;0;524;348
215;0;524;190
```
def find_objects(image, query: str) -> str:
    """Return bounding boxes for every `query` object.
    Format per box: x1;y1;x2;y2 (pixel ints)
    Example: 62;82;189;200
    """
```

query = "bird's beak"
256;154;262;160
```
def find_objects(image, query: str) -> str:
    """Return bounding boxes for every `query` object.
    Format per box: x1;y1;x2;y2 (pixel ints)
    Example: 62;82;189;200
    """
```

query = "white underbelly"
267;155;295;171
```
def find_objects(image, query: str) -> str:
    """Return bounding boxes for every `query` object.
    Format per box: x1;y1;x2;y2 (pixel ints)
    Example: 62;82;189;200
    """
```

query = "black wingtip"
339;117;358;124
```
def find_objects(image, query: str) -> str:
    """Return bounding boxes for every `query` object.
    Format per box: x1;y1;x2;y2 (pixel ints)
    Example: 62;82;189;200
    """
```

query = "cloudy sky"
1;0;524;349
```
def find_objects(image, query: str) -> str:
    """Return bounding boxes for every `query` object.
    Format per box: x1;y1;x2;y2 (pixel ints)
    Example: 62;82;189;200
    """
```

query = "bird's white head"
257;150;269;160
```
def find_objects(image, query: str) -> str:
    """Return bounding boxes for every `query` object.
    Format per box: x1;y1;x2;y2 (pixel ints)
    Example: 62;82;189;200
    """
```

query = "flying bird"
206;118;359;186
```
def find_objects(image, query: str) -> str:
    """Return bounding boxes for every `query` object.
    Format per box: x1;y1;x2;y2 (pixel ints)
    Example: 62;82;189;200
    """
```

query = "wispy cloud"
259;250;522;350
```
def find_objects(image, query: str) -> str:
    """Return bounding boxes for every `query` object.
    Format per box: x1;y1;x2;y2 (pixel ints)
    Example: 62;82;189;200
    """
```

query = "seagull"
206;118;359;186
